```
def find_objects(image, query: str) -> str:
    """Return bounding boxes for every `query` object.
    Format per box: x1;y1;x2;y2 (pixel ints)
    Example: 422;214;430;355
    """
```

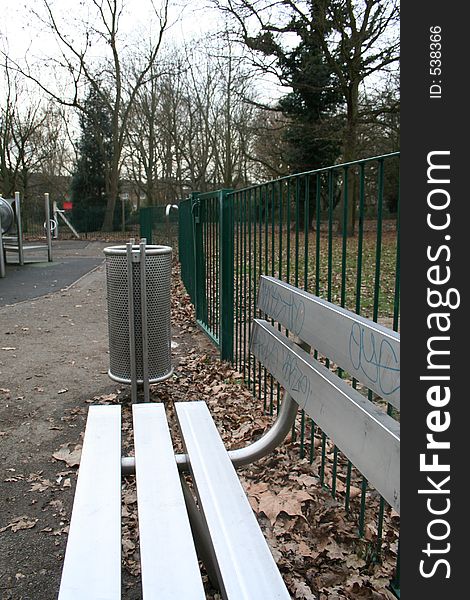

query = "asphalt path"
0;241;110;306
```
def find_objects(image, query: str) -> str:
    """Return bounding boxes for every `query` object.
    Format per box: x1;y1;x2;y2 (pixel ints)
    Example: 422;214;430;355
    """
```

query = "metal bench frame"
58;276;400;598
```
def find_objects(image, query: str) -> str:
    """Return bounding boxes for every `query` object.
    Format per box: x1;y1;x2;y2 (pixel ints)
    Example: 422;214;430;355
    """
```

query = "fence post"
219;189;234;362
191;192;207;325
139;207;153;244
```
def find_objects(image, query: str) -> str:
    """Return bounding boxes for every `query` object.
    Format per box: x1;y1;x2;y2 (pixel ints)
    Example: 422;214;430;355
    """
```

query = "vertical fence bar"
315;175;321;296
393;178;401;332
263;185;269;413
220;190;234;362
373;159;385;323
192;193;206;326
309;420;316;463
238;194;243;369
215;198;220;337
234;194;240;370
358;477;368;538
327;171;333;303
270;183;275;415
243;190;248;379
286;178;291;284
304;175;310;291
253;189;258;388
248;188;253;387
341;167;349;308
139;206;153;244
257;187;263;402
295;177;300;288
391;541;401;596
209;198;213;332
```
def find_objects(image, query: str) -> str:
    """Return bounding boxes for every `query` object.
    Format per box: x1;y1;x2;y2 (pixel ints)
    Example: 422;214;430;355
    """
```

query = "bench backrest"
251;276;400;513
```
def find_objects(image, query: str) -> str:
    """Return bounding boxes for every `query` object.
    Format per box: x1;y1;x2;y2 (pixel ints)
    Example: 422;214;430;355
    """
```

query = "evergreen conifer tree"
70;87;114;232
277;35;343;174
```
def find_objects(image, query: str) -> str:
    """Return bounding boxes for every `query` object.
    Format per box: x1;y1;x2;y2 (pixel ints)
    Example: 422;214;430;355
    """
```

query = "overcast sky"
0;0;286;109
0;0;231;69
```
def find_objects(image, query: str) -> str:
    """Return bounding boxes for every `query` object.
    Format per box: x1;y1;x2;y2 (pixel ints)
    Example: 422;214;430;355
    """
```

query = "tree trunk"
338;81;360;237
102;166;119;232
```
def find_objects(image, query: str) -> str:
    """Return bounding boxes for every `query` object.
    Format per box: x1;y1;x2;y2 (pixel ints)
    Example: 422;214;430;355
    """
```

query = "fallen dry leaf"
29;479;53;493
324;540;346;560
257;489;314;525
292;580;317;599
0;516;38;533
52;444;82;467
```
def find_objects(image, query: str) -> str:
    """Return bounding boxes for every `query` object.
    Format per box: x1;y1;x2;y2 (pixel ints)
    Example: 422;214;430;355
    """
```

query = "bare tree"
4;0;169;230
182;35;260;189
0;58;49;198
124;37;261;200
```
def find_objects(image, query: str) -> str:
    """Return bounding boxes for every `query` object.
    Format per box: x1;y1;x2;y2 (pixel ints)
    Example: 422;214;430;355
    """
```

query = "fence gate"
179;190;234;361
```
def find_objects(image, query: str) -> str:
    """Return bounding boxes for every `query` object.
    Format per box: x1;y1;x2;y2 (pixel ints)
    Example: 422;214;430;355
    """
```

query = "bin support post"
140;238;150;403
126;242;138;404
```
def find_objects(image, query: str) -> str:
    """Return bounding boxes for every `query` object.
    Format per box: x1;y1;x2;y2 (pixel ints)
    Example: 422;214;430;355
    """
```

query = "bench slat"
132;404;205;599
257;276;400;409
58;405;122;600
251;319;400;512
176;401;291;600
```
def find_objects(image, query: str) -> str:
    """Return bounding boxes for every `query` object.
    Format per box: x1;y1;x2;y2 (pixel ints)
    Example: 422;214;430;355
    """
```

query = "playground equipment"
0;192;53;278
52;200;80;239
0;198;14;278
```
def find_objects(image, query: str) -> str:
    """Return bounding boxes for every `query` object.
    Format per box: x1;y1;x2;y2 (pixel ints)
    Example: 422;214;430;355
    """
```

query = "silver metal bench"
58;276;400;599
58;401;289;599
252;276;400;513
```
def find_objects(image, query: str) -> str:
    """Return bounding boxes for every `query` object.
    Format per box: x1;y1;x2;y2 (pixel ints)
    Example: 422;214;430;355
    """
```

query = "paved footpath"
0;241;119;599
0;241;109;306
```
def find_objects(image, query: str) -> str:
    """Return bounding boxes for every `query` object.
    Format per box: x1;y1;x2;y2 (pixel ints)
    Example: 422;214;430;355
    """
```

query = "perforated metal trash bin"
104;244;173;384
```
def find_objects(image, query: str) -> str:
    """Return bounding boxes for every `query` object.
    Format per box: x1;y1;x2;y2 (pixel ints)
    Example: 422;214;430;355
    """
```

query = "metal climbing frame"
0;192;53;277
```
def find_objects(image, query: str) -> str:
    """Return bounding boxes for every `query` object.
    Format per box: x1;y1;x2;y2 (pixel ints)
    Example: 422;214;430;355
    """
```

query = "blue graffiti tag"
348;322;400;397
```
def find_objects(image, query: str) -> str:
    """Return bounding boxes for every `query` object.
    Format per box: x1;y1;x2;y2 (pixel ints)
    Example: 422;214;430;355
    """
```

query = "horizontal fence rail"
179;152;400;594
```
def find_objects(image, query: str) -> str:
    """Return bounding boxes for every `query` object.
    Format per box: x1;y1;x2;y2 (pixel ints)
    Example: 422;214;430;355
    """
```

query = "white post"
14;192;24;265
53;201;59;239
45;193;53;261
0;211;5;278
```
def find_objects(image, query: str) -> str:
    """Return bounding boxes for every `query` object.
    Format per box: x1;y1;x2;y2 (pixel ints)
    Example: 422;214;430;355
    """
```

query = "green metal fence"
181;153;399;346
179;152;400;594
16;195;140;241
